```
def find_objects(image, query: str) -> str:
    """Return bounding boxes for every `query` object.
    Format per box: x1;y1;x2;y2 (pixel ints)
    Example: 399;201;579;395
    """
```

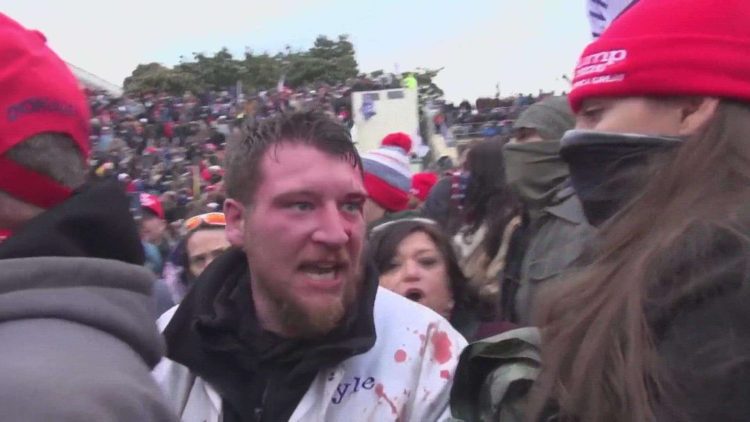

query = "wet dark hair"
368;219;469;311
225;110;362;204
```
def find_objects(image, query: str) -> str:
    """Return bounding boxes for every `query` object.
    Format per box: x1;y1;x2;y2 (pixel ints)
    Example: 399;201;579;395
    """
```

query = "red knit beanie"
410;172;438;202
569;0;750;113
362;133;413;212
0;14;90;209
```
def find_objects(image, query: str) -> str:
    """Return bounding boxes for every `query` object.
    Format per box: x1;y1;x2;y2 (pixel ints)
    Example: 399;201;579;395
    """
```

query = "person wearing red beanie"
409;171;438;208
139;192;175;273
0;18;89;226
0;13;177;421
361;132;414;224
527;1;750;421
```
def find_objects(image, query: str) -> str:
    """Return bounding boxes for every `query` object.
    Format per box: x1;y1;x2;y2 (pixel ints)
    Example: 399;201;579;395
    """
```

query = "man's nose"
311;203;349;246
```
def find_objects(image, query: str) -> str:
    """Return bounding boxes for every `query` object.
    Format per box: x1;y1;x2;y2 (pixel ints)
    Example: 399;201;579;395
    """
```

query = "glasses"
184;212;226;232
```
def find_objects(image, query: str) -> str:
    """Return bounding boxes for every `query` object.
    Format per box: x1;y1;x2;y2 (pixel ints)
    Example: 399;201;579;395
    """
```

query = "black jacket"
0;180;144;263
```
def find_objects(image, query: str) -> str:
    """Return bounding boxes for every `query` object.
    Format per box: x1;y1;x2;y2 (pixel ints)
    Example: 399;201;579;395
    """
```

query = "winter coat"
454;249;750;421
453;217;522;321
449;328;541;422
153;287;468;422
511;185;594;325
0;180;176;421
423;177;452;229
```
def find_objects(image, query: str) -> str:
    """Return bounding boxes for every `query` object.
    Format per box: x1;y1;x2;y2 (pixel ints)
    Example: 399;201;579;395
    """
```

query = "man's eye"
290;202;314;211
342;201;363;214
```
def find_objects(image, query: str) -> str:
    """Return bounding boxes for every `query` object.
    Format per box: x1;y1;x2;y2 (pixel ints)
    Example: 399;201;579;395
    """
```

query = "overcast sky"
2;0;592;102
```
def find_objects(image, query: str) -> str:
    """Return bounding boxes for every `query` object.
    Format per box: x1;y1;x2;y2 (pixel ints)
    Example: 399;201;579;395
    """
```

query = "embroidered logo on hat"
7;97;80;122
573;49;628;90
569;0;750;113
575;50;628;78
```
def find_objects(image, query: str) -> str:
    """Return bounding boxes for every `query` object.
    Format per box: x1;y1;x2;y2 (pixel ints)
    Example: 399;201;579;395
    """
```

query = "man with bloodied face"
153;111;467;422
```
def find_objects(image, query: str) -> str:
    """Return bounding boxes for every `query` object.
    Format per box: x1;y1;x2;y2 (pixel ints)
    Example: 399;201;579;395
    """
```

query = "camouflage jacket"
448;327;541;422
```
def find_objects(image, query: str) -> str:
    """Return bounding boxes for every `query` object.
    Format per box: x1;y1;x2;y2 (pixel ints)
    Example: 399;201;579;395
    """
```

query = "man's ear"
223;198;246;248
678;97;720;137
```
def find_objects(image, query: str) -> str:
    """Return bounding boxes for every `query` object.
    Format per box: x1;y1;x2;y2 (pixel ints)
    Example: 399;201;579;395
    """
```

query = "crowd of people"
3;0;750;421
83;71;545;285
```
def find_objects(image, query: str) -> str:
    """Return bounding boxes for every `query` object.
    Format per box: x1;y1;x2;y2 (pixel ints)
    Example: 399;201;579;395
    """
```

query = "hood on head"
0;179;144;264
513;96;575;141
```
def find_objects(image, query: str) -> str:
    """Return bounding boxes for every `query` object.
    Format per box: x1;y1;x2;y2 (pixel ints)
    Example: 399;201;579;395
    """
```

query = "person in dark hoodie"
153;111;466;422
500;96;595;325
0;13;176;422
449;98;591;422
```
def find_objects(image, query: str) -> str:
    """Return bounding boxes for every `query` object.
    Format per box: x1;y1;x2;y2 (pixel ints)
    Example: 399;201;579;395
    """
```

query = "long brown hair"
528;100;750;421
446;138;519;257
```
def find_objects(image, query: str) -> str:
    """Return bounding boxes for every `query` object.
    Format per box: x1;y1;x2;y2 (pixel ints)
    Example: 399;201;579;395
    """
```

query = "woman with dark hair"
424;138;519;320
369;218;509;340
448;138;518;245
526;1;750;421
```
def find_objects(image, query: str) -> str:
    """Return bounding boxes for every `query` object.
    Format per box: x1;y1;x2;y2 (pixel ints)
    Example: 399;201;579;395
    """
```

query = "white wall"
351;88;419;154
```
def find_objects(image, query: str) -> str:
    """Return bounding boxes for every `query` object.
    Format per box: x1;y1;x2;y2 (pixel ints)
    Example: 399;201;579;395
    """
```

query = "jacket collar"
0;180;144;264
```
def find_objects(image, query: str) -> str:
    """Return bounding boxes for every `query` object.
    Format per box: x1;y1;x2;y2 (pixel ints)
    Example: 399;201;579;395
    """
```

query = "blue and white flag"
588;0;638;38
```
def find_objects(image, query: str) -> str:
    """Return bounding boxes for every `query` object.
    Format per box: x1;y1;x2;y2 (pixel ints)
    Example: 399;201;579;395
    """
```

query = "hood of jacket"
0;179;144;263
0;179;163;367
0;256;164;367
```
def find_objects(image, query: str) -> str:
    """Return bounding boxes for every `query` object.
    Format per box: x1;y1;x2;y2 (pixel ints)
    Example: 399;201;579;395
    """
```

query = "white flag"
588;0;638;38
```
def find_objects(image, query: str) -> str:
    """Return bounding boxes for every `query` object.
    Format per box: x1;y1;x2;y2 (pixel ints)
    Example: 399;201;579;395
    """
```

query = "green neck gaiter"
503;140;569;212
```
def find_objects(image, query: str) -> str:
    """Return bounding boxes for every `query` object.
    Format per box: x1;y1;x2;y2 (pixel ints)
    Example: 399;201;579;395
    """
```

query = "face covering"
503;140;570;210
559;130;683;227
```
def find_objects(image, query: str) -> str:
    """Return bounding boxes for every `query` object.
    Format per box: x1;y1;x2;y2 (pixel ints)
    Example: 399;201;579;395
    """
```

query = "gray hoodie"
0;257;177;421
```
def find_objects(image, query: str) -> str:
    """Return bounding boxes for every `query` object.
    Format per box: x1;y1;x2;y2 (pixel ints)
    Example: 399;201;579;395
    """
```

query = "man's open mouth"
300;262;344;281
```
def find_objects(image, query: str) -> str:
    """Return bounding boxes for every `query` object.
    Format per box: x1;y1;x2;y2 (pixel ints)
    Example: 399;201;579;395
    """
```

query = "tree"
123;35;358;95
171;48;243;92
307;35;359;84
240;50;282;92
123;63;199;95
